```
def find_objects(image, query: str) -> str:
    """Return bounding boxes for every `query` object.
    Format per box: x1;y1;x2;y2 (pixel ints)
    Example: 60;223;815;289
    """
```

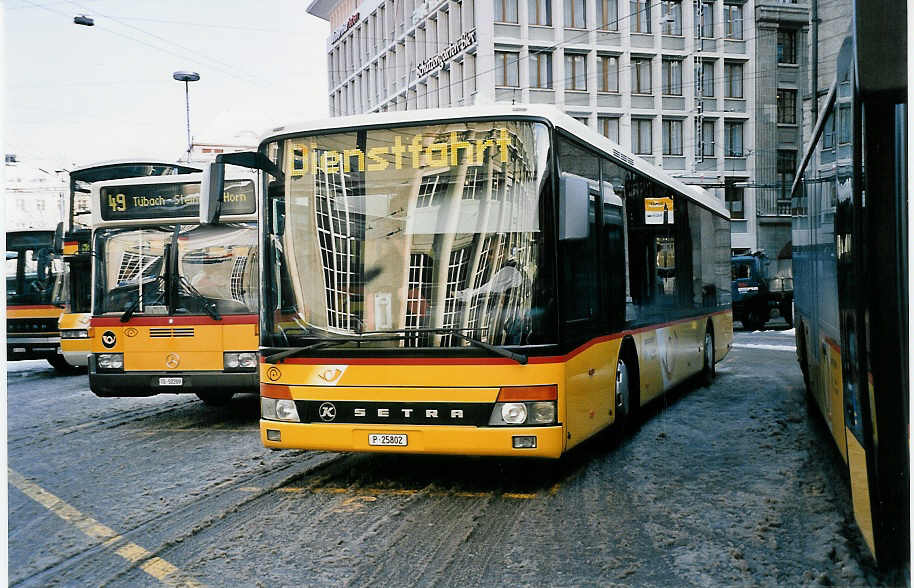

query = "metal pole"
184;80;192;161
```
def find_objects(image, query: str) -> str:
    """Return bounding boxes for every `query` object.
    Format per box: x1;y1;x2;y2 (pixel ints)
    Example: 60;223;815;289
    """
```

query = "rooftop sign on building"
416;29;477;78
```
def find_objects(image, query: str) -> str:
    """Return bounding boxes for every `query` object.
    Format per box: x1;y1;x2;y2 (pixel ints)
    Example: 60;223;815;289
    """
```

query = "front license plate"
158;377;183;386
13;347;26;353
368;434;407;447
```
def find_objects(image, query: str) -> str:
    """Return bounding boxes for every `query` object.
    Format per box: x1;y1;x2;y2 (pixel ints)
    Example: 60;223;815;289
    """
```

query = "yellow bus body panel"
8;306;62;323
92;322;257;372
845;429;877;558
59;312;91;355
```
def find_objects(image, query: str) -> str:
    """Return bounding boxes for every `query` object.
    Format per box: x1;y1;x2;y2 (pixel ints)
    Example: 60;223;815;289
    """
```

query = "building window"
660;1;682;35
598;0;618;30
565;0;586;28
776;149;796;204
599;116;620;142
528;0;552;25
632;57;652;94
662;119;683;155
838;103;851;144
573;115;590;126
599;55;619;92
701;60;715;97
725;183;744;219
777;30;797;64
694;1;713;38
495;0;518;22
724;120;744;156
565;53;587;90
530;52;553;88
495;51;520;86
724;62;743;98
700;119;715;156
823;110;836;149
632;118;653;154
724;3;742;39
630;0;651;33
777;88;796;123
662;59;682;95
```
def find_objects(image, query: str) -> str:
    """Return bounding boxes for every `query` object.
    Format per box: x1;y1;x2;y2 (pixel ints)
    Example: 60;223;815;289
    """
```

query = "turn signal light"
261;383;292;399
496;385;557;402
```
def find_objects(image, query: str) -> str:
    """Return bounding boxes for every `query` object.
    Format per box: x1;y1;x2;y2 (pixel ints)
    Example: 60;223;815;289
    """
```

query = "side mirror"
200;162;225;225
559;173;590;240
53;222;64;254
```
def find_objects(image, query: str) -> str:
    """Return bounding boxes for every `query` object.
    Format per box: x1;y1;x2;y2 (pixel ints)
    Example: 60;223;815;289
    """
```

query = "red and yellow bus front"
88;222;259;402
261;359;568;458
7;304;63;362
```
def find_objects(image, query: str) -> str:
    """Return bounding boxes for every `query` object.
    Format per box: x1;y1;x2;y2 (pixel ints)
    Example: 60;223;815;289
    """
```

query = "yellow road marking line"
502;492;537;500
9;469;204;587
455;491;491;498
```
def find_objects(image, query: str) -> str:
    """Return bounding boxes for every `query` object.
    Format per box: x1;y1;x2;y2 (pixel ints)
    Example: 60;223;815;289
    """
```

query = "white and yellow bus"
203;105;733;456
87;170;259;405
57;160;200;368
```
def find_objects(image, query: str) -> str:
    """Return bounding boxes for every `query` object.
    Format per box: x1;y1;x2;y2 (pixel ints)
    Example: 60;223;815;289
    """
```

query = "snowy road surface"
7;326;907;586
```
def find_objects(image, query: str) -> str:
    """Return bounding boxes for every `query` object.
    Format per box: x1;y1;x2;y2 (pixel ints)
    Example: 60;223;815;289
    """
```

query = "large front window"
94;224;258;316
6;238;58;306
263;120;554;350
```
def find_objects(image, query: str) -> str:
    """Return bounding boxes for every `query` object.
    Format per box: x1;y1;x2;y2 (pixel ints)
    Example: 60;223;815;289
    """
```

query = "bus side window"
601;158;627;330
556;137;601;329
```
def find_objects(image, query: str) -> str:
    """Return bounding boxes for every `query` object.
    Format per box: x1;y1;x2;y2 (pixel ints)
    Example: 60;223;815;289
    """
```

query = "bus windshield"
264;119;555;349
94;223;258;316
6;242;58;306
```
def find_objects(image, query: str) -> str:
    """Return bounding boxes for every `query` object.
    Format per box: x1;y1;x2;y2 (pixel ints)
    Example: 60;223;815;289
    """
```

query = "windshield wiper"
438;329;528;365
120;276;165;322
177;275;221;320
358;327;529;365
263;334;402;364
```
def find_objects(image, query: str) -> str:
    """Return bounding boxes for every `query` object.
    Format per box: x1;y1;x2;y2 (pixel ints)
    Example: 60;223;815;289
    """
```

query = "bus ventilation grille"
149;327;195;338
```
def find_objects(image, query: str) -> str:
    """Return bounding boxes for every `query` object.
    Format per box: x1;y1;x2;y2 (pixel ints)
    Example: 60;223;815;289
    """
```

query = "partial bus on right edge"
791;3;907;566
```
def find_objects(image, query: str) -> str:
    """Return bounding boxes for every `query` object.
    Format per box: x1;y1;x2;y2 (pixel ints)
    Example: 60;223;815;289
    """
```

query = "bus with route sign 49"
56;160;200;368
87;169;260;405
202;105;733;456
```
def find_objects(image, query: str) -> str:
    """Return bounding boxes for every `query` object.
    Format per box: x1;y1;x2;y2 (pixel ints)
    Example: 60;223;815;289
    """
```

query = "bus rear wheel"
48;355;79;373
196;391;234;406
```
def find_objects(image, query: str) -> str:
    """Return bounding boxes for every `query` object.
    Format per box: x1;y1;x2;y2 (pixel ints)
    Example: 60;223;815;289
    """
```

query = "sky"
4;0;330;169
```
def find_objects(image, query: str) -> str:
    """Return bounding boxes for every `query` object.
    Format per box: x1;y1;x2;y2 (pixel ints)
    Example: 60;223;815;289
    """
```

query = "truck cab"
731;251;793;330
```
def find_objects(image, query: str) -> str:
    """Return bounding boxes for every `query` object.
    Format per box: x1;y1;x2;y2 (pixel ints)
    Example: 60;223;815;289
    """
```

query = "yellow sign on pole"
644;197;674;224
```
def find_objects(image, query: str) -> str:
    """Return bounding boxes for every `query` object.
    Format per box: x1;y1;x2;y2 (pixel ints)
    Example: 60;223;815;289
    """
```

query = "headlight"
261;397;300;422
488;401;557;426
224;351;258;372
60;329;89;339
96;353;124;370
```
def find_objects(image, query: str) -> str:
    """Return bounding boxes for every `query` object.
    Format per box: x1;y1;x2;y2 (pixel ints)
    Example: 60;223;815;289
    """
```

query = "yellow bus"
87;170;259;405
791;5;907;565
57;161;200;368
204;106;733;456
6;230;68;370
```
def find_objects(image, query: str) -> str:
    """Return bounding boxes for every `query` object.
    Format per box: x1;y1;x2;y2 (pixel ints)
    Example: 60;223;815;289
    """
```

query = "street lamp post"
172;71;200;162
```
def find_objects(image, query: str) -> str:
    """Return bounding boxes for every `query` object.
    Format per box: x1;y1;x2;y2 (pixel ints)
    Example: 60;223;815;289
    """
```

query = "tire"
196;391;234;406
700;329;715;386
612;356;632;442
48;355;79;372
781;303;794;327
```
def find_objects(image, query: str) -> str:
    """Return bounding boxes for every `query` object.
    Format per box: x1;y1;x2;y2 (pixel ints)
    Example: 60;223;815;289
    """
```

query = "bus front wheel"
196;391;234;407
700;329;715;386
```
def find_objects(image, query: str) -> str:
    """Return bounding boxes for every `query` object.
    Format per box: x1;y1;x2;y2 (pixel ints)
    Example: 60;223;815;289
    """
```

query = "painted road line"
732;343;797;352
503;492;537;500
9;469;203;587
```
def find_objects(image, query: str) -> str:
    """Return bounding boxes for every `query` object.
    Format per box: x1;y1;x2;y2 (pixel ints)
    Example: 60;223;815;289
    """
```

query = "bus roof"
70;159;200;177
259;104;730;218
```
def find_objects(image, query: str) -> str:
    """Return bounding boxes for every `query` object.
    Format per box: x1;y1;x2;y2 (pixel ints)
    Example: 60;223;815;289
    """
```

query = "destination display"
99;180;255;221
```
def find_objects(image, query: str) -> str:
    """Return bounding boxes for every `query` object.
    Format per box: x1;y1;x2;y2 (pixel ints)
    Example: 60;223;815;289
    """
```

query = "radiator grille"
149;327;195;338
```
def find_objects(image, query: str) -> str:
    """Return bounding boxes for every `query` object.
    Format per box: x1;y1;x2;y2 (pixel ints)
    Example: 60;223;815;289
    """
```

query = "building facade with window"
308;0;809;255
4;154;66;231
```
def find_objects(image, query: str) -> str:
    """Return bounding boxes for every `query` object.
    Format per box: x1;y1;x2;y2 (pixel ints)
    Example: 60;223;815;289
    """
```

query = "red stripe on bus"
91;314;257;327
271;310;730;366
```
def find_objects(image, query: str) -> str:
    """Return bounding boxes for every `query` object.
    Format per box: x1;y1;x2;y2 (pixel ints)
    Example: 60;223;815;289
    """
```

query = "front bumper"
7;336;61;361
61;339;91;367
260;421;566;458
89;356;257;397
